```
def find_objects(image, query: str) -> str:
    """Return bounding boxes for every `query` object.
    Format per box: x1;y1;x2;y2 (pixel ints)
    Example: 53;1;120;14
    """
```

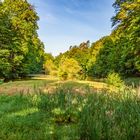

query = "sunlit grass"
0;78;112;95
8;108;38;117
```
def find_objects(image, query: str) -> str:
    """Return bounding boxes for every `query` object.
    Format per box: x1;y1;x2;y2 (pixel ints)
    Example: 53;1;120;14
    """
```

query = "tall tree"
0;0;44;79
112;0;140;75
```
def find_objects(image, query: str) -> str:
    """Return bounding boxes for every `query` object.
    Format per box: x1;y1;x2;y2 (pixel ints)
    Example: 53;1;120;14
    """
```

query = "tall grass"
78;90;140;140
0;85;140;140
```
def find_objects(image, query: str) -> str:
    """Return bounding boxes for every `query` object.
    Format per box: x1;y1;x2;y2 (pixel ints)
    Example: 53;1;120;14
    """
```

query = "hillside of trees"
0;0;140;81
44;0;140;80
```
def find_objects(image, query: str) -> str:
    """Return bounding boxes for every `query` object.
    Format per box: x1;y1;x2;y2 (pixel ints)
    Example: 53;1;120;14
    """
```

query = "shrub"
44;59;58;76
58;58;82;80
58;71;68;80
106;72;124;88
0;79;4;84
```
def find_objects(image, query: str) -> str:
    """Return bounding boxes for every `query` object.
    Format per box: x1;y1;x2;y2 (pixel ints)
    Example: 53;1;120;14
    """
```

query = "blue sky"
29;0;115;56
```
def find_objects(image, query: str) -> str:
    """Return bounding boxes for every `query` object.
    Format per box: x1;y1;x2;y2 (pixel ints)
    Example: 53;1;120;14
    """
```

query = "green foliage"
58;58;82;80
44;59;57;76
79;90;140;140
44;53;54;62
55;41;90;79
38;90;82;124
111;0;140;75
106;72;125;88
0;0;44;79
0;0;139;80
54;53;64;67
58;71;68;80
86;0;140;78
55;0;140;80
44;53;57;76
0;79;4;84
124;77;140;87
87;36;115;77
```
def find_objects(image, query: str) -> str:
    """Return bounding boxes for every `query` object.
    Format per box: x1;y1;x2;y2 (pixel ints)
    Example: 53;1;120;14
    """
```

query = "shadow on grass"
0;93;79;140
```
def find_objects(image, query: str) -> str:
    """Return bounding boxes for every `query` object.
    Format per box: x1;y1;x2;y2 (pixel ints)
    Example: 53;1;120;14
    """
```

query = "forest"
0;0;44;80
0;0;140;140
44;0;140;80
0;0;140;81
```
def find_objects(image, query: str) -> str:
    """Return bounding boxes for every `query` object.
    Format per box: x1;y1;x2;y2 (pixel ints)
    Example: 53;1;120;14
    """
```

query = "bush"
106;72;124;88
59;71;68;80
50;70;58;77
0;79;4;84
44;59;58;76
58;58;82;80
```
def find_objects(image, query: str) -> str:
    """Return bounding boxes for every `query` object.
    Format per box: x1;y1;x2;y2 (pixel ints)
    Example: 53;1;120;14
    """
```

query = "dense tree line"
1;0;139;80
0;0;44;80
90;0;140;77
45;0;140;80
48;41;90;80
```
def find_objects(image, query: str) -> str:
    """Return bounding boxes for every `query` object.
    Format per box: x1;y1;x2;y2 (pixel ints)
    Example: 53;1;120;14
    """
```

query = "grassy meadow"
0;76;140;140
1;0;140;139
